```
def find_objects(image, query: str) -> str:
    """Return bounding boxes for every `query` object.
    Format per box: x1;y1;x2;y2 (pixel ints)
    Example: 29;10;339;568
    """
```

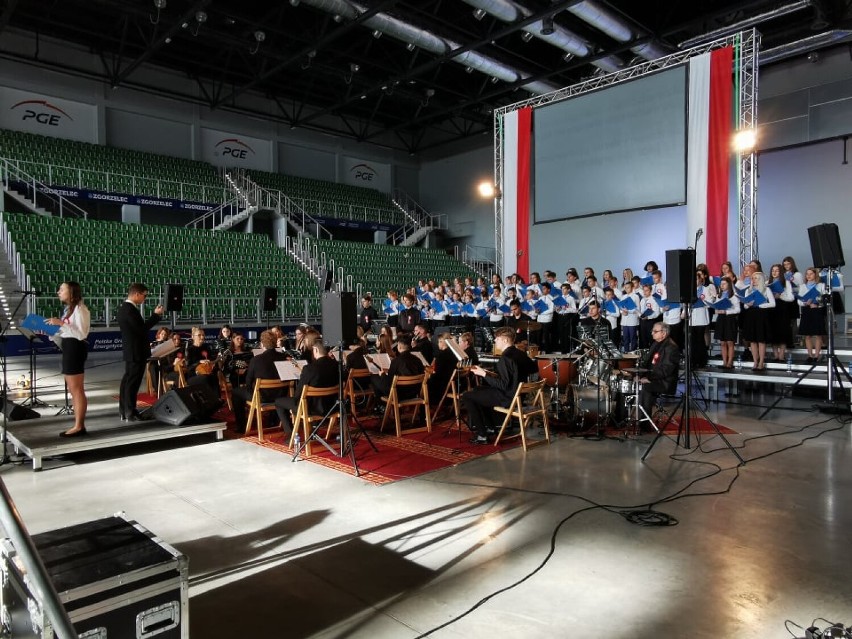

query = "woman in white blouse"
47;281;91;437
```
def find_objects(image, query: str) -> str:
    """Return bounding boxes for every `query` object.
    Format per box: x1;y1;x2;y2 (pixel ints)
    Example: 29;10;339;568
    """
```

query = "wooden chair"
433;367;475;431
345;368;373;417
245;379;289;441
493;379;550;451
217;369;233;411
288;385;340;457
165;364;187;391
380;373;432;437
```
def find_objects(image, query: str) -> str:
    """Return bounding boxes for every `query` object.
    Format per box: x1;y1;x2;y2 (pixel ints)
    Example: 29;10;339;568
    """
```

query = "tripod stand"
56;380;74;416
642;312;744;464
291;342;377;476
16;328;50;409
759;266;852;417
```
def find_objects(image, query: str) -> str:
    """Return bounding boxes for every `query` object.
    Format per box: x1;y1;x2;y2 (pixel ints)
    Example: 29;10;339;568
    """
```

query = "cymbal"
516;320;542;331
622;367;649;373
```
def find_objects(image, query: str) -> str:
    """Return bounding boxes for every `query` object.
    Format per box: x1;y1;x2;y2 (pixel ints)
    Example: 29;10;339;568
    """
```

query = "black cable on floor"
412;413;846;638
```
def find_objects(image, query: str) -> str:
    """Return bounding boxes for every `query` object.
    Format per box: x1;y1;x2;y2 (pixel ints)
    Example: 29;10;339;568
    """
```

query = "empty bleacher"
0;129;226;203
248;170;404;226
1;212;320;324
308;238;477;298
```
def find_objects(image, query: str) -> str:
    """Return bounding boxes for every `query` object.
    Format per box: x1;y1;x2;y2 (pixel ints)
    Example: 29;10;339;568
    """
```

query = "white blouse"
54;303;91;343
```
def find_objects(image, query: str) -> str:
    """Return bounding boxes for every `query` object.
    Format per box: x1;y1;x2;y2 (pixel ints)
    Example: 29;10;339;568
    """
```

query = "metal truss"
494;29;760;273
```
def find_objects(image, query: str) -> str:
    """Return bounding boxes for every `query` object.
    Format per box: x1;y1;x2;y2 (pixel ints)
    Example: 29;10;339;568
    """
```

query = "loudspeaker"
808;223;845;268
319;268;334;292
1;399;39;421
321;291;357;347
665;249;696;303
261;286;277;312
152;384;221;426
163;284;184;312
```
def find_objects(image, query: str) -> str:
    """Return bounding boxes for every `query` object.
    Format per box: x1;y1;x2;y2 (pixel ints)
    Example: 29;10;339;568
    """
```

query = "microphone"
694;228;704;248
14;289;41;295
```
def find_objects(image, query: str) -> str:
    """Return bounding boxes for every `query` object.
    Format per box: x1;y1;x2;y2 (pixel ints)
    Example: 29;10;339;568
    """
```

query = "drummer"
506;299;533;333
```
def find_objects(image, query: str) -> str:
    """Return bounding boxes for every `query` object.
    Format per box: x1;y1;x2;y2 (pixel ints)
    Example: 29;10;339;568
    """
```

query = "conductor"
118;283;164;421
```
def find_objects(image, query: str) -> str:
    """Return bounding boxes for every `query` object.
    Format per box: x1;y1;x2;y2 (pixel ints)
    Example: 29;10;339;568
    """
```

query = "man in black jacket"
275;342;340;434
118;283;164;421
231;330;289;431
462;327;538;444
639;322;681;416
370;333;425;403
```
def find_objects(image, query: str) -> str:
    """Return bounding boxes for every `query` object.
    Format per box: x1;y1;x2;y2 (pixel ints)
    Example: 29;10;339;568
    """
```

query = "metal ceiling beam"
215;0;399;107
114;0;211;87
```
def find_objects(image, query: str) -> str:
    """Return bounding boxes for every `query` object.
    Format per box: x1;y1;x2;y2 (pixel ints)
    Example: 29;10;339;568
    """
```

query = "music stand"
443;336;472;442
150;341;180;398
16;326;50;409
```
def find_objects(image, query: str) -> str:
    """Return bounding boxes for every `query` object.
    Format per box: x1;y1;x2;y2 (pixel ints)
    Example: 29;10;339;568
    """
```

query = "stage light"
733;129;757;152
406;42;416;52
472;8;487;20
477;181;496;198
372;29;382;39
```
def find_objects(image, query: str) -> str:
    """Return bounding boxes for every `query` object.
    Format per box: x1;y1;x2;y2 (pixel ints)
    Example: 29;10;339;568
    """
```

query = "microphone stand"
0;292;34;465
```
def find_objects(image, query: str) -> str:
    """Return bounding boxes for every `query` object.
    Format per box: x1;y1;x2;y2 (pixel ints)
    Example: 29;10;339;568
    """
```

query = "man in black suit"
231;330;289;431
275;342;340;434
411;323;434;364
462;327;538;444
370;333;425;403
638;322;681;417
118;283;164;421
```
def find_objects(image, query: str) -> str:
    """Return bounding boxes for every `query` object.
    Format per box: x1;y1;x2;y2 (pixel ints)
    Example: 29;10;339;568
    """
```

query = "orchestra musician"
230;330;289;432
275;341;340;438
638;322;681;419
359;295;378;334
224;331;253;388
370;333;425;408
462;327;537;444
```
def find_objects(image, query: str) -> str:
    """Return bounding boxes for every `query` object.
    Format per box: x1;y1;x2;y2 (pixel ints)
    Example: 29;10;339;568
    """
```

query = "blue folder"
21;314;60;336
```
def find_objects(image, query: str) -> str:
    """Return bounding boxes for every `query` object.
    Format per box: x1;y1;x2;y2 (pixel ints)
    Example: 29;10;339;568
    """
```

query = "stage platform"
4;411;226;471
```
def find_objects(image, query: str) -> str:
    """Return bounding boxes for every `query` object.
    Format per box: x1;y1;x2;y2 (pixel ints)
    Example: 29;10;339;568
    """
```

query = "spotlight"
254;30;265;43
733;129;757;152
350;62;360;73
333;14;343;23
195;10;207;23
372;29;382;39
521;31;534;43
477;181;496;198
153;0;166;8
464;66;473;73
562;52;575;62
406;42;416;52
472;8;487;20
490;76;499;84
540;16;554;36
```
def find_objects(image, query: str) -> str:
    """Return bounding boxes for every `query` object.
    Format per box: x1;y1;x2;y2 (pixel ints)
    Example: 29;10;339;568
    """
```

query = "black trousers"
231;387;252;430
275;396;299;431
120;360;146;417
461;386;508;435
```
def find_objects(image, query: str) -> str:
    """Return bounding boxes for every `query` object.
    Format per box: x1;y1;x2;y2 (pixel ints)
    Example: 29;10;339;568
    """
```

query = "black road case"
1;514;188;638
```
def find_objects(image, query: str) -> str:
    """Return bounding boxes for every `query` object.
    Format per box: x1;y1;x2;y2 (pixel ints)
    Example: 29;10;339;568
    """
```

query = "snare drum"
536;355;578;387
565;384;611;422
581;357;612;385
612;375;635;394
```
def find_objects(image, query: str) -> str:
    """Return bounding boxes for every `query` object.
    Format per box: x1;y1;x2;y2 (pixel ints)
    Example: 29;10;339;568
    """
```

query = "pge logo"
12;100;73;127
350;163;377;182
214;138;255;160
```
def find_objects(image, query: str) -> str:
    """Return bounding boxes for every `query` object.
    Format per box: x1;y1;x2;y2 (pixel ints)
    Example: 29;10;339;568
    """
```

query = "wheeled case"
1;514;188;638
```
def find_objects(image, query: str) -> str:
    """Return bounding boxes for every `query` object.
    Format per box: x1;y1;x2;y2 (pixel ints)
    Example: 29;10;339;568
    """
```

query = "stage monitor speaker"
261;286;278;312
152;384;221;426
1;399;39;421
665;249;696;303
808;223;845;269
163;284;184;312
321;291;357;347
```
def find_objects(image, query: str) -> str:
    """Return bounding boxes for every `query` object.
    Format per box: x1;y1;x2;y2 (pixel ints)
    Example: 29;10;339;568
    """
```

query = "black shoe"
128;410;153;422
59;427;87;438
469;434;489;445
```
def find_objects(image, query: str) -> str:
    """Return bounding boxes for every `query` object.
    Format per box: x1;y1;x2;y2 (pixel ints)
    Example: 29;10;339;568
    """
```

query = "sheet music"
444;336;468;362
412;351;429;367
151;341;179;359
274;360;307;381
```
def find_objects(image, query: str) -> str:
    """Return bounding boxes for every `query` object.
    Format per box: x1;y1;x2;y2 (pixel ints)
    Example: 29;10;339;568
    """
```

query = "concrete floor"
0;351;850;638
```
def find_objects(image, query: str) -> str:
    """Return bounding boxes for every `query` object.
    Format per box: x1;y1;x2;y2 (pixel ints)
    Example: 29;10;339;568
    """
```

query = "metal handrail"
388;189;447;245
1;159;89;219
0;479;77;638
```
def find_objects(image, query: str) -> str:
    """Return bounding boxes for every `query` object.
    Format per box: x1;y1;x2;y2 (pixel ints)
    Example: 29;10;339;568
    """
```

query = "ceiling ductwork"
295;0;559;94
461;0;624;73
567;0;670;60
759;29;852;65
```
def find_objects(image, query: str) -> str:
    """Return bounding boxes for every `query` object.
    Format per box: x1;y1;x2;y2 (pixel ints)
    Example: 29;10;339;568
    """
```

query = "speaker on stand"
163;284;184;330
321;292;357;348
261;286;277;328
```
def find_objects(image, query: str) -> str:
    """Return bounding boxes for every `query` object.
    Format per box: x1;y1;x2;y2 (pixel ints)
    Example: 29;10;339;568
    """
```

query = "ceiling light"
254;30;265;42
490;76;499;84
521;31;534;43
333;14;343;23
289;0;300;5
562;52;574;62
472;8;487;20
154;0;166;8
350;62;360;73
540;16;554;36
406;42;416;52
195;10;207;23
372;29;382;39
464;66;473;73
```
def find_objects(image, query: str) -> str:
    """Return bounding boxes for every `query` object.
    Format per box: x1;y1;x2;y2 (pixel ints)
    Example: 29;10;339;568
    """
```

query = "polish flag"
500;106;532;278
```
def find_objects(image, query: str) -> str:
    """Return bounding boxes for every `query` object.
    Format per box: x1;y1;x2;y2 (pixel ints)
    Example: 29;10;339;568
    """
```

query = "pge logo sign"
11;99;74;127
350;163;377;182
214;138;255;160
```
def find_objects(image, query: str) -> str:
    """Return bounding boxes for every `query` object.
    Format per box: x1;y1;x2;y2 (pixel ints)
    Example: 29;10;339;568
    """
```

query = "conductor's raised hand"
154;304;165;315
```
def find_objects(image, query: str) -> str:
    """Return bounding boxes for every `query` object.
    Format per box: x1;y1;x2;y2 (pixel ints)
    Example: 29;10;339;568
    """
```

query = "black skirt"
741;307;772;343
714;314;739;342
770;301;795;346
798;305;826;336
61;337;88;375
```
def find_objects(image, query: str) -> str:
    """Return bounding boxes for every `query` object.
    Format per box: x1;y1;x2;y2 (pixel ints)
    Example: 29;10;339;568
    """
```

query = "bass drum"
565;384;611;423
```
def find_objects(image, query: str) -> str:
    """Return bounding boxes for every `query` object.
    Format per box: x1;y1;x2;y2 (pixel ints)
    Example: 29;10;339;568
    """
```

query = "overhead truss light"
472;9;487;21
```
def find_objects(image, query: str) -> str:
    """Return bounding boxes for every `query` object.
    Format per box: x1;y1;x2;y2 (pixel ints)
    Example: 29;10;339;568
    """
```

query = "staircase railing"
237;170;332;240
388;189;447;245
1;159;89;219
1;213;35;315
185;169;257;230
460;244;497;279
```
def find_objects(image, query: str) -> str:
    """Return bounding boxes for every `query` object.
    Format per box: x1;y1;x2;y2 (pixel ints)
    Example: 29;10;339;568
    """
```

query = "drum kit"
535;342;652;433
